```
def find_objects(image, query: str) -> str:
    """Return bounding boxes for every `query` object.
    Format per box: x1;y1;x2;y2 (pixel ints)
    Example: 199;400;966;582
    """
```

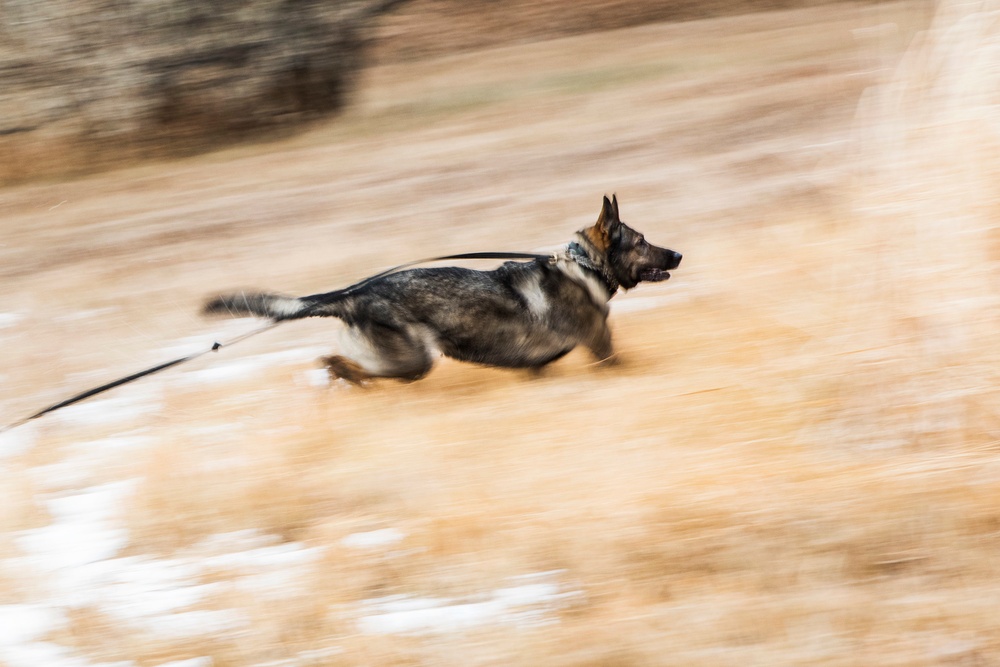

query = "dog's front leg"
587;321;620;367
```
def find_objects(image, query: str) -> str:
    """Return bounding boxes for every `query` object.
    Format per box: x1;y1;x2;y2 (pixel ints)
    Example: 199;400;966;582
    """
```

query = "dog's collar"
566;240;618;296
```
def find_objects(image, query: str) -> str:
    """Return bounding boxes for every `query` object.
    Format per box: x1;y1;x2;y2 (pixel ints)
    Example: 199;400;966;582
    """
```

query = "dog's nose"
673;251;682;266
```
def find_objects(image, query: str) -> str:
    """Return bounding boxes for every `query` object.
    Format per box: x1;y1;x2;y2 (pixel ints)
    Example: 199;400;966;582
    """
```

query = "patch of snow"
256;348;330;365
19;527;323;633
30;461;95;490
53;308;117;323
254;646;342;667
96;556;217;619
237;569;307;599
295;647;342;661
177;359;265;384
11;522;265;637
8;547;241;638
0;620;135;667
0;604;67;645
45;481;136;525
2;641;88;667
3;416;336;660
0;421;39;459
204;541;324;569
300;368;330;388
341;528;405;550
17;481;137;573
30;436;153;491
51;388;162;427
174;347;328;386
6;397;545;661
192;529;276;552
159;320;260;357
358;596;499;634
78;435;154;452
7;481;240;640
199;537;326;599
152;609;246;638
253;646;342;667
155;659;213;667
357;572;581;635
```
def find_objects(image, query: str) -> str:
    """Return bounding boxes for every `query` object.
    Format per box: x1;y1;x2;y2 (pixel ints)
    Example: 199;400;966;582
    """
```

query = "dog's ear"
611;194;620;220
598;195;621;233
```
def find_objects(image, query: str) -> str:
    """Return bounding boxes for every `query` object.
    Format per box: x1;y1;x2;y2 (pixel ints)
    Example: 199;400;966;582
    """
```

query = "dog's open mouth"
640;269;671;282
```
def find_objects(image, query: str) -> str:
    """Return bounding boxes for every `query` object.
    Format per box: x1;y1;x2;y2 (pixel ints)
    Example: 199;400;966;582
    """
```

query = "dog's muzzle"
641;251;682;282
640;269;671;282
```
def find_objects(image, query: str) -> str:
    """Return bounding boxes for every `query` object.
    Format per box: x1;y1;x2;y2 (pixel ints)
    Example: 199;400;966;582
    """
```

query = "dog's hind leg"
329;321;436;384
526;347;573;377
322;355;372;385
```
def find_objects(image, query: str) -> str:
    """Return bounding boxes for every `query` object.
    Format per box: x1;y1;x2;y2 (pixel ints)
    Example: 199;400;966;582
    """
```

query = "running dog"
203;195;682;383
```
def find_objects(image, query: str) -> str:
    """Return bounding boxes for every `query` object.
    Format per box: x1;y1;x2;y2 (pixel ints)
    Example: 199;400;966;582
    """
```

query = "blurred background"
3;0;1000;665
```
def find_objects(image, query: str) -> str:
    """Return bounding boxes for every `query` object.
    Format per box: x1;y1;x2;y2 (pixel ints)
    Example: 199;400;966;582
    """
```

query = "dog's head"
581;195;682;290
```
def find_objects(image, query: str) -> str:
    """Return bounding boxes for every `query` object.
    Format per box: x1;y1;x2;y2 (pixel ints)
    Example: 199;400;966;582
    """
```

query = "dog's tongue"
640;269;670;282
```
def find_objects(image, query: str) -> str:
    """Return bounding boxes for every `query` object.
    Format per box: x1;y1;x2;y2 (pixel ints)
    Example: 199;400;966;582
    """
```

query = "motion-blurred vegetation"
1;0;875;184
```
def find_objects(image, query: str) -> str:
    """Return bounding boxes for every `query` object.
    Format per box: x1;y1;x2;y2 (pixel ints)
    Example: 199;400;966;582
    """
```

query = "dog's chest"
553;260;611;311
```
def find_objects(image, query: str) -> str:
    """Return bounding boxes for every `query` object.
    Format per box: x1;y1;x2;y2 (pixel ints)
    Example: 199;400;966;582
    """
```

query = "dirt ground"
368;0;869;63
4;1;1000;665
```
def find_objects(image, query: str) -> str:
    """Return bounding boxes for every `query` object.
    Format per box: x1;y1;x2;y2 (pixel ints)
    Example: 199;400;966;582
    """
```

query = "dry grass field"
4;1;1000;665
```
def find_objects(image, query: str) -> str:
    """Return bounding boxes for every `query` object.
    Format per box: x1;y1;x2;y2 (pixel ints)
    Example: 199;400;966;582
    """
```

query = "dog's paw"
321;355;371;386
596;353;623;368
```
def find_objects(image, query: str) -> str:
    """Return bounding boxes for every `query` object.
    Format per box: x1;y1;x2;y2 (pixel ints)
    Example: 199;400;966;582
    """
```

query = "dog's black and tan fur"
204;195;681;384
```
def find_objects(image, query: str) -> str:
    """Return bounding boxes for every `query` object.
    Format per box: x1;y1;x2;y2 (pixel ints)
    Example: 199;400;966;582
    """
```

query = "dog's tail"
203;291;322;321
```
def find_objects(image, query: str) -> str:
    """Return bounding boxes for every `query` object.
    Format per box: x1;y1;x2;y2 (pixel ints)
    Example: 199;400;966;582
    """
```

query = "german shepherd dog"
203;195;681;384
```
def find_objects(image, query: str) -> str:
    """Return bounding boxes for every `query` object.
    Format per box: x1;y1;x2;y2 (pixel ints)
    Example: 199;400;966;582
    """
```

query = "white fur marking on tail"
267;296;306;318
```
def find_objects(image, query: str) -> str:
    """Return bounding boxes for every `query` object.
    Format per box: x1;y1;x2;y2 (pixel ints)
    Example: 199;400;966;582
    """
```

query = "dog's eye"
638;237;648;248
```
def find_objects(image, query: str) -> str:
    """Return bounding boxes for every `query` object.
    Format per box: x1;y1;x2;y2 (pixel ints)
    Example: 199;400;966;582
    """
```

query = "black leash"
0;321;282;434
1;251;552;433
